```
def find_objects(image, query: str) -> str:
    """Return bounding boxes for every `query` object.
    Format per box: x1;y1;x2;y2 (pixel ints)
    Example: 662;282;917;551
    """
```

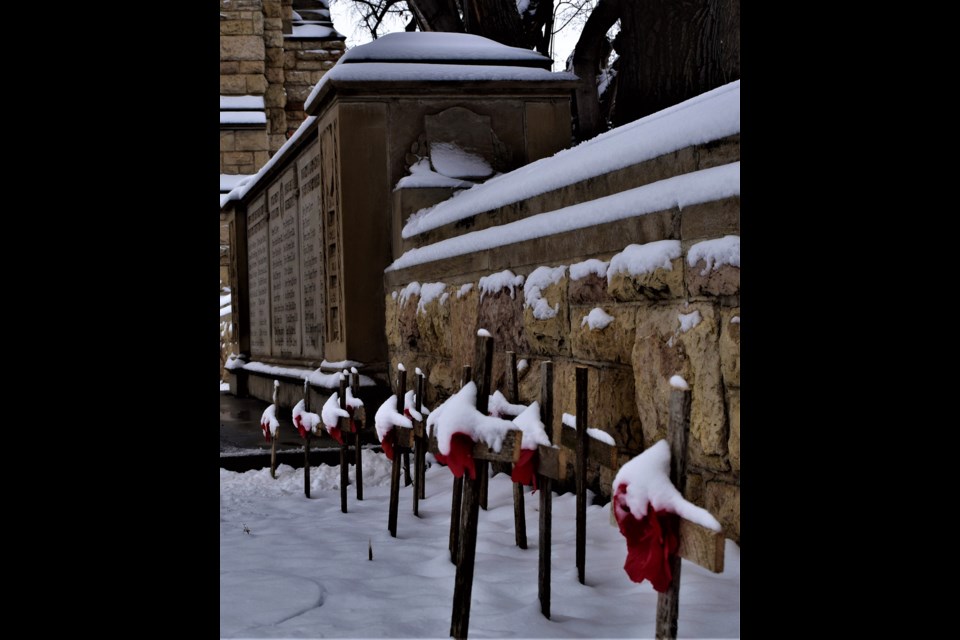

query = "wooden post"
413;370;426;515
537;361;554;619
403;451;413;487
339;374;349;514
303;379;311;499
450;334;494;640
449;365;471;564
417;371;426;500
270;382;278;479
575;367;588;585
388;366;407;538
351;370;363;501
655;388;692;640
506;352;527;549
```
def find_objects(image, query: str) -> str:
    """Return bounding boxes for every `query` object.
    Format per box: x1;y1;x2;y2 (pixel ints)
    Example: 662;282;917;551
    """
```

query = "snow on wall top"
220;95;265;110
402;80;740;239
387;163;739;272
338;32;549;66
304;63;576;113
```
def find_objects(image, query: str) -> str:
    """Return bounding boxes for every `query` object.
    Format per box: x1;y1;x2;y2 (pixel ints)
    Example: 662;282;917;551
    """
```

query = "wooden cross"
655;387;725;639
350;369;365;501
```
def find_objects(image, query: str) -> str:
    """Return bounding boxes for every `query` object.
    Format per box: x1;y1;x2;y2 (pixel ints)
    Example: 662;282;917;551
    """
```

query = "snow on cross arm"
562;412;616;446
426;381;515;456
613;440;720;531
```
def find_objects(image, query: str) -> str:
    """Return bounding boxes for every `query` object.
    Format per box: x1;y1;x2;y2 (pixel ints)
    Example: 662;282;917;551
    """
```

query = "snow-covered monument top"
220;32;579;377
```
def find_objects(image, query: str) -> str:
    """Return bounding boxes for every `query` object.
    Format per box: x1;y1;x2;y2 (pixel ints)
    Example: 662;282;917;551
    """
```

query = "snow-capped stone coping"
237;361;376;389
401;80;740;240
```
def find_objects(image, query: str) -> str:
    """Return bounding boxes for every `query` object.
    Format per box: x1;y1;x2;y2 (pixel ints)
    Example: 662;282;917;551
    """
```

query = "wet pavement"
220;391;381;472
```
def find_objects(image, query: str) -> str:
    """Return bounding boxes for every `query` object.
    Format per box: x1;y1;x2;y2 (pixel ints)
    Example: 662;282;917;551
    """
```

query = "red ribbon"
613;485;680;593
261;421;272;443
294;414;309;439
434;432;476;479
510;448;539;491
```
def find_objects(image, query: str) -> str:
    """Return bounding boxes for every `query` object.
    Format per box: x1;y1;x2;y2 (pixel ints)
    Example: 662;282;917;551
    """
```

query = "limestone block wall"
384;137;741;542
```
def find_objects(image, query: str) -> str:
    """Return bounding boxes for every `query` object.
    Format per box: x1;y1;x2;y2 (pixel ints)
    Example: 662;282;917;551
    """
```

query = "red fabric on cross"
381;431;395;460
510;448;538;490
328;426;344;445
346;406;358;433
261;422;272;443
434;432;476;479
613;484;680;593
294;415;308;440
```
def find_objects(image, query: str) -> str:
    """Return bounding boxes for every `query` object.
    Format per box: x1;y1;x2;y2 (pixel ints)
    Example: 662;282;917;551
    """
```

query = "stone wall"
384;141;741;543
220;0;344;171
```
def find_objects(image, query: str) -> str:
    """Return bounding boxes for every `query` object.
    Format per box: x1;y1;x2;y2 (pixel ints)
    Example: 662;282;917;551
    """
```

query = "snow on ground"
221;450;740;638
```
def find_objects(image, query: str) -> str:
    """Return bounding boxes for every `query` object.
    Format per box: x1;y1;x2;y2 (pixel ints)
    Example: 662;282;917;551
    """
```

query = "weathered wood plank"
448;365;472;564
395;427;415;449
388;367;407;538
560;427;619;469
678;520;725;573
537;445;561;481
655;388;692;639
513;483;527;549
339;375;349;514
575;367;588;585
351;371;363;501
538;361;554;619
428;428;521;463
303;379;311;499
270;382;279;479
450;472;481;638
414;371;426;513
538;475;552;619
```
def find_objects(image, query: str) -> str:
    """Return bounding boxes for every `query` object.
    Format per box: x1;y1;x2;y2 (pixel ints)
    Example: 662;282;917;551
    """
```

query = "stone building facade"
221;34;740;543
220;0;345;377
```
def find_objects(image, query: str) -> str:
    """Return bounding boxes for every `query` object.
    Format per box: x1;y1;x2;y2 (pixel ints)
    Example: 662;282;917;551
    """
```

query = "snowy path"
220;451;739;638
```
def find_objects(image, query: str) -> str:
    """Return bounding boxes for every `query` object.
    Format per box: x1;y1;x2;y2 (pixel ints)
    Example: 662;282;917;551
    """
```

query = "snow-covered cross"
612;377;725;639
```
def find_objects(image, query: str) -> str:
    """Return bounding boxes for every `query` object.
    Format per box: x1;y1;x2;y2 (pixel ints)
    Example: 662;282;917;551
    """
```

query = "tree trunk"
408;0;466;32
571;0;621;141
611;0;740;127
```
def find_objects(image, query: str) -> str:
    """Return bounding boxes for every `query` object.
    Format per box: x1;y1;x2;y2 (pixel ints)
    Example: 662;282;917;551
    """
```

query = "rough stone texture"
570;304;636;364
522;276;570;357
720;307;740;388
384;293;400;350
727;388;739;474
239;60;265;74
449;286;478;375
631;301;725;462
568;272;613;304
397;292;421;350
608;257;684;301
680;197;740;243
415;289;452;358
220;36;265;61
477;288;527;356
220;75;246;94
426;359;461;405
684;472;704;504
705;482;740;543
687;261;740;298
553;361;642;454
